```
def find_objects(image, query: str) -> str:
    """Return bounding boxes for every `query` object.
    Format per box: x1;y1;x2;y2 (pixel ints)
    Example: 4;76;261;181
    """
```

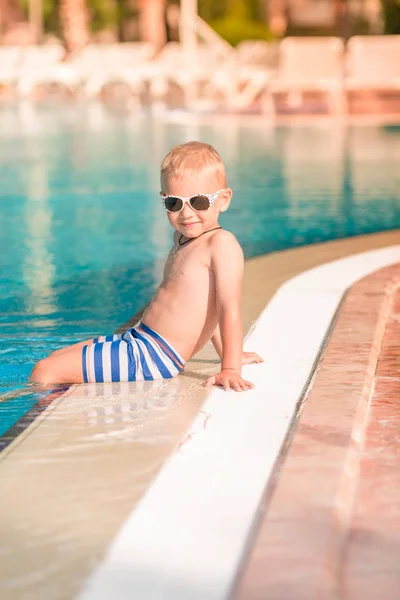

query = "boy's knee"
30;358;54;384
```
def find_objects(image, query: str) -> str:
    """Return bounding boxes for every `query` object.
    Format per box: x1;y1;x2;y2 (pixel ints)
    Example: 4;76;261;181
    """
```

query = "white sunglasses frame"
160;189;226;212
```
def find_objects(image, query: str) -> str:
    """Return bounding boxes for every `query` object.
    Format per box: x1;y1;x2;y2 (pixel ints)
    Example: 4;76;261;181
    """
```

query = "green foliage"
229;0;248;19
247;0;264;21
15;0;271;42
18;0;60;35
89;0;119;33
200;0;272;47
210;18;274;47
199;0;264;24
198;0;227;21
18;0;129;36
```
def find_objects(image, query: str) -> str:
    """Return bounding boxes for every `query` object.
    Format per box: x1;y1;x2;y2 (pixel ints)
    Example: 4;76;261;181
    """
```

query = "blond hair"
161;141;226;189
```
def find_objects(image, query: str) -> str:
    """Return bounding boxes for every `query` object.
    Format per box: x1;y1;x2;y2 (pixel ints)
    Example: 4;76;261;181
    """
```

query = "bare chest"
163;243;210;285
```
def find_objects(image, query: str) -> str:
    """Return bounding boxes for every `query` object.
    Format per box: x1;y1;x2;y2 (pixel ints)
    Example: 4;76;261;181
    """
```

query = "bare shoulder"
209;229;243;256
209;230;244;276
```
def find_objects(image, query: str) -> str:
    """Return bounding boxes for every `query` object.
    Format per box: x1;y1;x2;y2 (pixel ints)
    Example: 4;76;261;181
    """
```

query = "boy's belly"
142;294;217;361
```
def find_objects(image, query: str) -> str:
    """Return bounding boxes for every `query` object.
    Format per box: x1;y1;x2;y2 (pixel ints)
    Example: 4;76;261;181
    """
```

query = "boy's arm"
208;231;248;387
211;323;264;366
211;324;223;358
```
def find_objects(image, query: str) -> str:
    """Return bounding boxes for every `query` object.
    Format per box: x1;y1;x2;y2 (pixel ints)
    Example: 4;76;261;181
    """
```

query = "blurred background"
1;0;399;114
0;0;398;53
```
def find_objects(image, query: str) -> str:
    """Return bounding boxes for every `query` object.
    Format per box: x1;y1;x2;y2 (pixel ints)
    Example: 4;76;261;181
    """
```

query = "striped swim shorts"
82;322;186;383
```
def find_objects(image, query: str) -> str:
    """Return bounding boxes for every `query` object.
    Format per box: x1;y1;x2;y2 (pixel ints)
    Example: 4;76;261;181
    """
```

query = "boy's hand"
242;351;264;366
205;369;255;392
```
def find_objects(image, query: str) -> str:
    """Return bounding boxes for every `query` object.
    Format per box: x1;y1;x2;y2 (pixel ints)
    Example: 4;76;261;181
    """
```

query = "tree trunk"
59;0;90;55
0;0;24;35
267;0;288;36
137;0;166;51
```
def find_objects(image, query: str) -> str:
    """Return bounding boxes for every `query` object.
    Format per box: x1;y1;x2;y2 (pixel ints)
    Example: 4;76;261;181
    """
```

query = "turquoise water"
1;104;400;435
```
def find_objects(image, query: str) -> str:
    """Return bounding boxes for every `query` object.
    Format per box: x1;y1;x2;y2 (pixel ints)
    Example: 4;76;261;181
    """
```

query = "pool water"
1;104;400;435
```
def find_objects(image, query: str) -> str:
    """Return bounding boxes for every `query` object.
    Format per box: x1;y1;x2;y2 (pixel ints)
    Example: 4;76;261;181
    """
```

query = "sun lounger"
0;46;22;87
211;40;278;110
236;40;279;71
15;42;156;99
84;42;156;98
264;37;345;115
87;42;222;108
16;44;66;96
345;35;400;92
27;43;107;97
171;41;277;111
153;43;224;106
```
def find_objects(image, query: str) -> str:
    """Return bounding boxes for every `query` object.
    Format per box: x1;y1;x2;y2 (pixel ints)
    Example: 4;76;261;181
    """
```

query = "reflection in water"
1;104;399;426
78;377;182;433
282;124;346;243
283;124;345;210
23;161;57;319
348;127;400;229
149;115;173;283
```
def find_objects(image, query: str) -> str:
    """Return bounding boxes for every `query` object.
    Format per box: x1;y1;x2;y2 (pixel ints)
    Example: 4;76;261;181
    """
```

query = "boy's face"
162;174;232;238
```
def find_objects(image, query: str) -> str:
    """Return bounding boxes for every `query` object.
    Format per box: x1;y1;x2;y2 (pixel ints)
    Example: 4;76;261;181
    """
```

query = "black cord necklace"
178;226;222;247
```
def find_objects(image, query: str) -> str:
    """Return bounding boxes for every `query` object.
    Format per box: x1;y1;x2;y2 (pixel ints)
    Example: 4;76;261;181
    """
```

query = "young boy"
30;141;263;392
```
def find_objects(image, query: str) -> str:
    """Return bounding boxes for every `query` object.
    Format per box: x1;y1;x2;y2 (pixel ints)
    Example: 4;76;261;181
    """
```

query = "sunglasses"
160;189;226;213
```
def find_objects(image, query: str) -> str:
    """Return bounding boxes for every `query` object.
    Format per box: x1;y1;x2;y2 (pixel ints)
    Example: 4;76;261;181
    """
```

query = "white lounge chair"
24;43;103;97
113;42;156;67
236;40;279;71
140;41;274;111
15;42;156;99
84;42;156;98
0;46;22;88
94;42;223;109
345;35;400;94
16;44;66;96
264;37;345;115
144;43;222;105
204;41;278;111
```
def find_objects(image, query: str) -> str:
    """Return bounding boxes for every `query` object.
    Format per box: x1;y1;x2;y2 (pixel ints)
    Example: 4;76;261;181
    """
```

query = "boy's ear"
219;188;232;213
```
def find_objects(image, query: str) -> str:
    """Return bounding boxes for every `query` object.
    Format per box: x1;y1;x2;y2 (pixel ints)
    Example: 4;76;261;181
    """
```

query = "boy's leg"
51;334;123;357
50;339;94;357
30;344;87;385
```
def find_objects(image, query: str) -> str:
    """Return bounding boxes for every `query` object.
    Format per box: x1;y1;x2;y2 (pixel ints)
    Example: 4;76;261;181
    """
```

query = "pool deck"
235;258;400;600
1;229;400;600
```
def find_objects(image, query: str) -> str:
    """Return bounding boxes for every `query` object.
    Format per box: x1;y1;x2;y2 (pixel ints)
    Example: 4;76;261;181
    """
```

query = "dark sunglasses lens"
190;195;210;211
165;197;183;212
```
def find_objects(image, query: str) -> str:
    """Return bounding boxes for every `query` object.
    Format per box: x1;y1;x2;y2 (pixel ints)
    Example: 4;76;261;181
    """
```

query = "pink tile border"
234;264;400;600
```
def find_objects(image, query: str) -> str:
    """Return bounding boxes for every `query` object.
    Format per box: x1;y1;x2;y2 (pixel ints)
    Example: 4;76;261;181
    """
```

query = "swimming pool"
1;104;400;436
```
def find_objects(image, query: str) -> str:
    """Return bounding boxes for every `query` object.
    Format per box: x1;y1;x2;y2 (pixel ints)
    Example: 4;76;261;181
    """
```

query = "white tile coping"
75;245;400;600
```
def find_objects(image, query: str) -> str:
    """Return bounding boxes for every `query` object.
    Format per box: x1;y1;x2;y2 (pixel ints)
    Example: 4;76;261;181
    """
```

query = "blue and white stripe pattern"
82;322;186;384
